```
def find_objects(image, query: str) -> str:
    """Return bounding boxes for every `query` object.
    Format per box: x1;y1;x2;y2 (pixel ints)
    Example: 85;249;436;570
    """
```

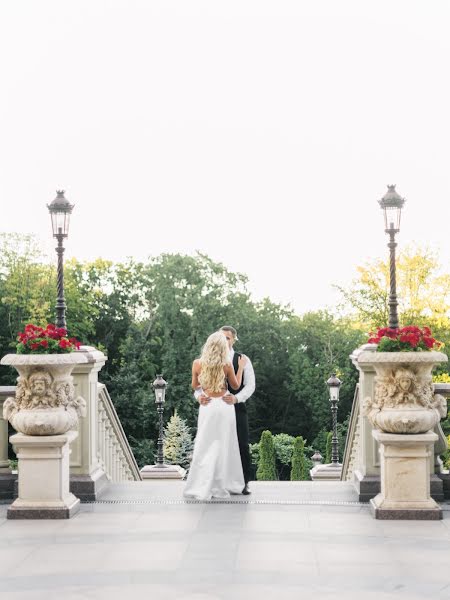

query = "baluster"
104;421;112;480
112;440;118;482
120;454;127;481
97;403;105;471
108;425;114;481
100;406;107;473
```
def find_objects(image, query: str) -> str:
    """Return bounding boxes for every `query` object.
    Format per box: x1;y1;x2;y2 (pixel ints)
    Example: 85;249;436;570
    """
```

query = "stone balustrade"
0;346;141;501
97;384;141;482
341;384;360;482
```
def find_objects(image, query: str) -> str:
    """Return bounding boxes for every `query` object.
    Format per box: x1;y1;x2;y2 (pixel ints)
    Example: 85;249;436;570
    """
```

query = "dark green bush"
256;430;277;480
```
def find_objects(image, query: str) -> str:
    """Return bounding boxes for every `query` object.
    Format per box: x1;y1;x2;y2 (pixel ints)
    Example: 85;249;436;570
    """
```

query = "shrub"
256;430;277;480
273;433;295;480
250;443;259;466
291;436;308;480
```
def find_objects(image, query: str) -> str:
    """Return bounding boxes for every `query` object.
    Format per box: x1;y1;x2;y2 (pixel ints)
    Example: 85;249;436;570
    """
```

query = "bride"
183;331;247;500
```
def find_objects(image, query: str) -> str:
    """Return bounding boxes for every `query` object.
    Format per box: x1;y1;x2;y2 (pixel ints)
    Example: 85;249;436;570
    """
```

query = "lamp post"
327;373;342;466
378;185;406;330
47;190;74;329
153;374;167;468
140;374;186;480
310;374;343;480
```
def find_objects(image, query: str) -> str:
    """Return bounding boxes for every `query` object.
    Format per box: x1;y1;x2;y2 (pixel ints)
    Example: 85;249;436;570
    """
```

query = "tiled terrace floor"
1;482;450;600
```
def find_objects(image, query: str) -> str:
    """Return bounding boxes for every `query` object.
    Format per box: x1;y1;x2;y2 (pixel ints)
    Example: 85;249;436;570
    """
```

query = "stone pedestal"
310;463;342;481
8;431;80;519
140;464;186;480
370;430;442;520
351;347;448;503
70;347;108;500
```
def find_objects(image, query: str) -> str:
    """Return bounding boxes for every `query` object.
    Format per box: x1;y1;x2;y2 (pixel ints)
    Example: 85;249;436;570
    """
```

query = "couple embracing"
184;326;255;500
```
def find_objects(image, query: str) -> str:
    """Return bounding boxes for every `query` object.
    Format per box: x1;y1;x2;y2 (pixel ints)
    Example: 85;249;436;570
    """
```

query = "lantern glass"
382;205;402;232
50;209;71;237
378;185;405;233
328;385;340;402
155;388;165;404
327;373;341;401
47;191;74;237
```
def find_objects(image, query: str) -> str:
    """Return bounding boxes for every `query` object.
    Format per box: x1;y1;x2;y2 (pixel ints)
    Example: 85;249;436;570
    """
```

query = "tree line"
1;233;449;467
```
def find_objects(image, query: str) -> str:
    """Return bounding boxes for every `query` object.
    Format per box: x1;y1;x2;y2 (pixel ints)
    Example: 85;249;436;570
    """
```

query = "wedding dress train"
183;396;244;500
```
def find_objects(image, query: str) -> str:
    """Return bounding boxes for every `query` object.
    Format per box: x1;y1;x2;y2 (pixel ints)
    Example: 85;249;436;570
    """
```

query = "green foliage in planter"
290;436;308;480
256;430;277;480
16;323;81;354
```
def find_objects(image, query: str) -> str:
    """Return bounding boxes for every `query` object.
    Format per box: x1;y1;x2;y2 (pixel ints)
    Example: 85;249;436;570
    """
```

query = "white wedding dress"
183;396;244;500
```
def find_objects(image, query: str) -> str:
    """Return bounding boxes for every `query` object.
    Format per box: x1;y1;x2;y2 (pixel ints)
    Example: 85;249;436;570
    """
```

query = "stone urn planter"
361;350;448;434
1;353;89;435
358;348;448;520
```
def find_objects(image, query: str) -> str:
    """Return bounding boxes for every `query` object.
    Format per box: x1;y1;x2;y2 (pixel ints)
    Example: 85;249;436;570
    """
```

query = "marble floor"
1;482;450;600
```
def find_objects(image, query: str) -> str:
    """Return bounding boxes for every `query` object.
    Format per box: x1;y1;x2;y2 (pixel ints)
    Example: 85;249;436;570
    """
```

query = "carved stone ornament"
1;353;89;436
360;351;448;434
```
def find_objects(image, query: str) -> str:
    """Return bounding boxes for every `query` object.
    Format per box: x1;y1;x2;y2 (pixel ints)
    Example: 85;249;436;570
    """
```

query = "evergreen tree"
256;430;277;480
163;410;194;469
325;431;333;463
290;436;308;480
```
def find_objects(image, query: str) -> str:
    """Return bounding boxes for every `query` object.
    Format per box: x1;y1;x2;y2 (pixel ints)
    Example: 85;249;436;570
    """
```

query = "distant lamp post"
327;373;342;466
139;375;186;480
378;185;406;329
310;373;343;480
153;374;167;468
47;190;74;329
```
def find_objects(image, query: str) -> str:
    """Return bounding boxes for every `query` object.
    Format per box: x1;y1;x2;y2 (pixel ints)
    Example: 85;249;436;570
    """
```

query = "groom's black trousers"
235;402;251;483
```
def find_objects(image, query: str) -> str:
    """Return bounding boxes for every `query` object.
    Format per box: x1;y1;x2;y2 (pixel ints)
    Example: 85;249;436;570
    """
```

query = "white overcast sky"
1;1;449;314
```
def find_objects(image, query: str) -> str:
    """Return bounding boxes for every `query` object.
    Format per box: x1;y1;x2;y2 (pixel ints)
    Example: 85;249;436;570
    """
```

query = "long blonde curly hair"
198;331;229;393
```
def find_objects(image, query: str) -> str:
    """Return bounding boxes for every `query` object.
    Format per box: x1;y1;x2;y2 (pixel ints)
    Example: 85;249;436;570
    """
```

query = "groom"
195;325;256;495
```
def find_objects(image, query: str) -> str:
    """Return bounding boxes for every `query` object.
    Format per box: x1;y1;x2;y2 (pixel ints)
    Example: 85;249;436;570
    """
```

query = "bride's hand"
238;355;247;369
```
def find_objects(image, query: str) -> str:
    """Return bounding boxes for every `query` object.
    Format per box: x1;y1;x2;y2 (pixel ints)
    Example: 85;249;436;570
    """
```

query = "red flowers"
367;325;442;352
16;324;82;354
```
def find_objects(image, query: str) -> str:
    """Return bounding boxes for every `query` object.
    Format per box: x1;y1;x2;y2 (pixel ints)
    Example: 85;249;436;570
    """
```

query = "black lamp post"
378;185;406;330
153;374;167;468
327;373;342;465
47;191;74;329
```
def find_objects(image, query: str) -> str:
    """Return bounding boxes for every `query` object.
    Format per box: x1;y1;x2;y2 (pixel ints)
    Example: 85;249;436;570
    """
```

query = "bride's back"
196;332;229;396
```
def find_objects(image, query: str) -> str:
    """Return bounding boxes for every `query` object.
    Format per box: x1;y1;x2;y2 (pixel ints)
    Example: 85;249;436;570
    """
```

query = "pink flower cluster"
17;324;81;354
